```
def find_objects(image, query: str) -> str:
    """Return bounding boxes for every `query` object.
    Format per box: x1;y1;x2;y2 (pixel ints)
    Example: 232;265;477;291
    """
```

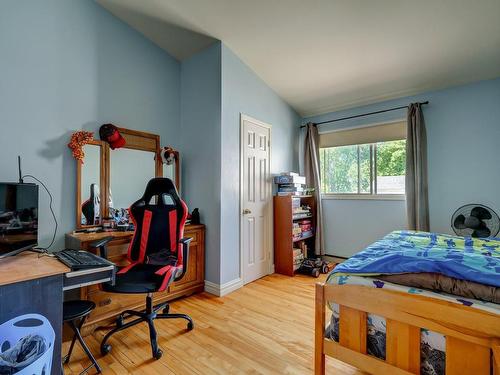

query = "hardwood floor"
63;273;363;374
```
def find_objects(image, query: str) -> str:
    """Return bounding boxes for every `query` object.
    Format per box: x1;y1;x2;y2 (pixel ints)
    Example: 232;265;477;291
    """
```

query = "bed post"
315;283;326;375
494;346;500;375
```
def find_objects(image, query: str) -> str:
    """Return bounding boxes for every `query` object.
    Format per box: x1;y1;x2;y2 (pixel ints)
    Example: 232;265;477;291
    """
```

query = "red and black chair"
93;178;193;360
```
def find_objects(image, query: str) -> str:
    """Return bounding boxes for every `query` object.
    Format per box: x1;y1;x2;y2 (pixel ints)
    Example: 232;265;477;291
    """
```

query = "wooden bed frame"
315;283;500;375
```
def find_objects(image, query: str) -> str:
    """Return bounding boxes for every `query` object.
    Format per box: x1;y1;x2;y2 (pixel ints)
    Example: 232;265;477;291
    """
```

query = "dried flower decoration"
68;130;94;163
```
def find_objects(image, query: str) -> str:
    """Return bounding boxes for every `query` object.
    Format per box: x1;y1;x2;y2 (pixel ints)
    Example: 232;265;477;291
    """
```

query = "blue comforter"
332;231;500;287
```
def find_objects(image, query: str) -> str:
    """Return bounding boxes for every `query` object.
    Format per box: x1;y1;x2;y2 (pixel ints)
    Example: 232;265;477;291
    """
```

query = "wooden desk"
65;224;205;335
0;252;70;375
0;252;69;286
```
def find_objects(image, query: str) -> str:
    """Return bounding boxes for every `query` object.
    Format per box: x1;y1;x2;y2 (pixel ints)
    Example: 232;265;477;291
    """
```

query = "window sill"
321;194;406;201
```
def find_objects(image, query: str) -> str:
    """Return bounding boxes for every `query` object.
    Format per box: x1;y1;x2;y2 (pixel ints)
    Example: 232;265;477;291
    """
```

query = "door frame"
239;114;273;283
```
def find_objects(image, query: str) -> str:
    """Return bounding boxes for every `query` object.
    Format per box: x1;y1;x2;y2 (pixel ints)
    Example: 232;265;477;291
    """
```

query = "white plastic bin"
0;313;55;375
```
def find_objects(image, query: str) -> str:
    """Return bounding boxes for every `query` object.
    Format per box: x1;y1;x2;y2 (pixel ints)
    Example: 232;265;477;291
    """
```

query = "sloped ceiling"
97;0;500;116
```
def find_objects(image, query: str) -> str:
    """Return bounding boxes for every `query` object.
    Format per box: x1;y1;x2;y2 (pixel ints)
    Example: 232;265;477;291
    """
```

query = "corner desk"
65;223;205;336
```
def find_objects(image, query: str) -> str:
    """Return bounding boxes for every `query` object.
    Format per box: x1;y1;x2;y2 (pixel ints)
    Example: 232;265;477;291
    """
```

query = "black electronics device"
55;249;113;271
0;182;39;259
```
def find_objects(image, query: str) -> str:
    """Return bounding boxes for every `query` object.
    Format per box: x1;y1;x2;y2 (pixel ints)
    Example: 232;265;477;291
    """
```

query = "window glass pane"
359;144;371;193
320;145;358;193
320;139;406;195
376;140;406;194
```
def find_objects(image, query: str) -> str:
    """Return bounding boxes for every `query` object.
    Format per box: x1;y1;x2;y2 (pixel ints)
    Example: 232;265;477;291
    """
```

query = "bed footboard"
315;283;500;375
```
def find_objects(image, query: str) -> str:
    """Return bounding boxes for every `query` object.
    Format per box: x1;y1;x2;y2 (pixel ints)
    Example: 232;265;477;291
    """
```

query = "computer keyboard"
55;249;112;271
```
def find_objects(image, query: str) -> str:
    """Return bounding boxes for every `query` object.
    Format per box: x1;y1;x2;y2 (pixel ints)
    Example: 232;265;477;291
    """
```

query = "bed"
315;231;500;375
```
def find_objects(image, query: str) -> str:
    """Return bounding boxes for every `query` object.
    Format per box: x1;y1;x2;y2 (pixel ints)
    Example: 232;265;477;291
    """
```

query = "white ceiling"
97;0;500;117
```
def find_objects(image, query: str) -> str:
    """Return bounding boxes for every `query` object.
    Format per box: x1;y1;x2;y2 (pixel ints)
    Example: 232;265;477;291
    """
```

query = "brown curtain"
406;103;430;231
304;123;324;255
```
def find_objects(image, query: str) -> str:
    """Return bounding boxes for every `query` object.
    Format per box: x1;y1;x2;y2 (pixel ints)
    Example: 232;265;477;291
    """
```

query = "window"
320;139;406;196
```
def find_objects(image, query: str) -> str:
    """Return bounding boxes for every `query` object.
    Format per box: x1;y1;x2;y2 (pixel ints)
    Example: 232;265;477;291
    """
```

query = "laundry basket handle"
2;313;55;341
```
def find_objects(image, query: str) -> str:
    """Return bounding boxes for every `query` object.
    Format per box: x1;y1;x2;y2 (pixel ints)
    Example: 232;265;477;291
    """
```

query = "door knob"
242;208;252;214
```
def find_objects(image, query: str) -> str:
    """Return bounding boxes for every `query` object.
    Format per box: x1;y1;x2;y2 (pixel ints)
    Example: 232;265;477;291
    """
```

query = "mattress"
324;274;500;375
378;272;500;304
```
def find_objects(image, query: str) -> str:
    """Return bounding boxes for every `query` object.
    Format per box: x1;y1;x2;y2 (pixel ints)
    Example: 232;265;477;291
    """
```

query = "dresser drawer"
86;289;141;323
107;242;130;263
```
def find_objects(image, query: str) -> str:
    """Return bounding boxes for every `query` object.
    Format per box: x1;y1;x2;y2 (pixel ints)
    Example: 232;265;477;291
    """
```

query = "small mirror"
77;142;104;227
160;147;180;193
109;148;156;213
163;163;178;191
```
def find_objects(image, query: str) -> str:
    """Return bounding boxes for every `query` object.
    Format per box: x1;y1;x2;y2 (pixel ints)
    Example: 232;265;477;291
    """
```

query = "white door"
240;115;272;285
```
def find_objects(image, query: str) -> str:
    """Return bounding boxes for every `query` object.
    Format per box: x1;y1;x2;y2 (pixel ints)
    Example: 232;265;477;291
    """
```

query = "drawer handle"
99;298;112;307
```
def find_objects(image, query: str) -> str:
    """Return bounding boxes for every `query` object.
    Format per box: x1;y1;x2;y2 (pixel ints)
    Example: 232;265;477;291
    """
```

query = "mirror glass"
163;163;177;189
80;144;101;226
110;148;156;214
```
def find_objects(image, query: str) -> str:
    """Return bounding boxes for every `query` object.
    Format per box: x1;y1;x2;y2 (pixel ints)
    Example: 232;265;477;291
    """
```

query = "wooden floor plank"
63;274;364;374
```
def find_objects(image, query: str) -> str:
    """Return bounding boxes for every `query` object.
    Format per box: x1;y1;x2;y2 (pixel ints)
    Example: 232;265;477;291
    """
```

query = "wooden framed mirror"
76;139;106;229
75;127;181;229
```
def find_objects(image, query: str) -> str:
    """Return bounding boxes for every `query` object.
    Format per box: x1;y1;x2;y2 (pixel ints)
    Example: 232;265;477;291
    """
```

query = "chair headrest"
135;178;180;207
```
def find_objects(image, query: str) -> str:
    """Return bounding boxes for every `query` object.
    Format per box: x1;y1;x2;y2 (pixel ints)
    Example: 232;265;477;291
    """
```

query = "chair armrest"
89;236;113;259
180;237;193;245
174;237;193;281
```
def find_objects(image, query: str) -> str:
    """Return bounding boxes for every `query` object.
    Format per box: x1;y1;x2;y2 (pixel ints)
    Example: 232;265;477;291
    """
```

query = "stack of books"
298;220;313;238
292;223;302;241
293;206;312;220
293;248;305;271
292;220;314;241
274;172;306;196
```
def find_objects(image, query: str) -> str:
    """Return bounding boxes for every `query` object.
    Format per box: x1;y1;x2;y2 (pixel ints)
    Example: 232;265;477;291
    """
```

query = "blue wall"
0;0;180;249
180;42;222;284
178;43;300;285
221;45;300;284
303;78;500;257
0;1;299;289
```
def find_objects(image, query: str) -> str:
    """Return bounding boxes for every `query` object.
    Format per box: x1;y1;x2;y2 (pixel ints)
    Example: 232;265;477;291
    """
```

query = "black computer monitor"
0;182;38;258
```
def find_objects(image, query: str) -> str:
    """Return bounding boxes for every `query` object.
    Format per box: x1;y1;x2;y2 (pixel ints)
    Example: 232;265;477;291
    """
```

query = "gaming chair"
92;178;193;360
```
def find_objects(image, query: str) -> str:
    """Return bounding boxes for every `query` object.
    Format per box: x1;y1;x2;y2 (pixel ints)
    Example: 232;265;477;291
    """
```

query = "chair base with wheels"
100;293;193;359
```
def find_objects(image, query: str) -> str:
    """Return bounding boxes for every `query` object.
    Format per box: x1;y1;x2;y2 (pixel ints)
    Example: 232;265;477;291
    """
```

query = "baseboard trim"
322;254;348;264
323;254;348;260
204;277;243;297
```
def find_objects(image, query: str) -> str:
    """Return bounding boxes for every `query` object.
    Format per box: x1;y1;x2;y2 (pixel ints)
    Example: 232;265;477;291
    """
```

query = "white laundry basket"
0;313;55;375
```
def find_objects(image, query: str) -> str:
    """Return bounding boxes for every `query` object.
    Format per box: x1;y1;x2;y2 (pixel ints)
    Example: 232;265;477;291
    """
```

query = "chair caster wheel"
163;305;170;314
187;322;194;331
101;344;112;356
153;349;163;359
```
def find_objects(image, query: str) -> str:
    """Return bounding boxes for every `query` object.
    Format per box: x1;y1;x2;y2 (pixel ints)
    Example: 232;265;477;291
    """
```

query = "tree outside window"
320;139;406;195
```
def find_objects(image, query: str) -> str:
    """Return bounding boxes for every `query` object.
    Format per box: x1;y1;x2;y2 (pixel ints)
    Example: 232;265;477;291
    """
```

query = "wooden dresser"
65;224;205;335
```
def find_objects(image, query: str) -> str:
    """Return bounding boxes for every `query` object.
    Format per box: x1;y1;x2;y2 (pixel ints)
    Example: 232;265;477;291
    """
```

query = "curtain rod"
300;101;429;128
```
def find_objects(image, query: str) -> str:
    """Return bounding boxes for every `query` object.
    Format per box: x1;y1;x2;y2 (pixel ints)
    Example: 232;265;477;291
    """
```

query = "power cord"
22;174;58;252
